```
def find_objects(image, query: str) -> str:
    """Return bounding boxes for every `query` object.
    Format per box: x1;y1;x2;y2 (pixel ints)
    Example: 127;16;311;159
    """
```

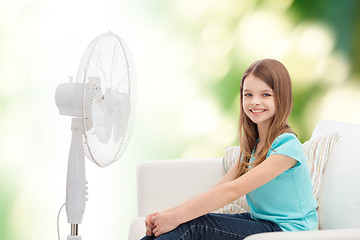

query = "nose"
250;95;261;105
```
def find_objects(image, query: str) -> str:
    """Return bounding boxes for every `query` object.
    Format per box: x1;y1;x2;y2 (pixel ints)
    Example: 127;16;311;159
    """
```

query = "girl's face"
242;74;276;127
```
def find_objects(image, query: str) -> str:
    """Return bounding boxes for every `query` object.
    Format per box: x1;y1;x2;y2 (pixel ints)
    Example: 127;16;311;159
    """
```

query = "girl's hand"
145;212;159;236
151;212;180;237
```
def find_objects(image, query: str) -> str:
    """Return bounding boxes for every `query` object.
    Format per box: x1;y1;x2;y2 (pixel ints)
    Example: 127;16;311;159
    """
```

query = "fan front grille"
76;32;136;167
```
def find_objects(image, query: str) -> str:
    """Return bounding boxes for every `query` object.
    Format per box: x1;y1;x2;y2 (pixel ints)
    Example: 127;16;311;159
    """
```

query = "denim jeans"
140;212;282;240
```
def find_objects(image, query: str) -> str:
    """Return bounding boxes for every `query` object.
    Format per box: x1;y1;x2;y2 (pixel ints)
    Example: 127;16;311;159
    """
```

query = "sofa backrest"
137;158;224;217
311;120;360;229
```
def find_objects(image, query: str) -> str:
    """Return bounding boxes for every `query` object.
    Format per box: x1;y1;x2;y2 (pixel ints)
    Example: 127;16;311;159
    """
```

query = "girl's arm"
151;154;297;237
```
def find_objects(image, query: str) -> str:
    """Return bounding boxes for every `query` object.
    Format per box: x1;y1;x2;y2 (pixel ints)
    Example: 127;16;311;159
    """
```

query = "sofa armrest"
244;229;360;240
136;158;224;217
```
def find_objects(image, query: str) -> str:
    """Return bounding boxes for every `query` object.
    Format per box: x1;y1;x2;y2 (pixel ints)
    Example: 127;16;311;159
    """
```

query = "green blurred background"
1;0;360;239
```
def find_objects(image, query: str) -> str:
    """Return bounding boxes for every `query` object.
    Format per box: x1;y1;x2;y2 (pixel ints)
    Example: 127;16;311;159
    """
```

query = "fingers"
145;230;152;236
145;213;159;236
145;222;153;236
150;215;156;224
145;215;153;236
151;217;164;237
145;217;152;232
153;228;165;238
153;226;161;238
150;212;159;224
145;215;151;226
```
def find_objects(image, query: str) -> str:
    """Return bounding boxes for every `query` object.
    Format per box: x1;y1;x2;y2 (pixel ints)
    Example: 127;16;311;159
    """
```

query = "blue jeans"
141;212;282;240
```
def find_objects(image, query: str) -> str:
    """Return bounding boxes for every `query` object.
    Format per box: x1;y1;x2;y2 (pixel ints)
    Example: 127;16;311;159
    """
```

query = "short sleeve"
267;133;304;168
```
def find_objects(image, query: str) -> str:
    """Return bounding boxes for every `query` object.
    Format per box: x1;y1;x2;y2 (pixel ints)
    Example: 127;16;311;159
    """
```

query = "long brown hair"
237;59;295;178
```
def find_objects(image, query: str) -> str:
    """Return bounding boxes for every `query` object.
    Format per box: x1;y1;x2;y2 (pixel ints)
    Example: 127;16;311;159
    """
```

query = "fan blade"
84;76;102;132
94;99;111;143
113;92;131;142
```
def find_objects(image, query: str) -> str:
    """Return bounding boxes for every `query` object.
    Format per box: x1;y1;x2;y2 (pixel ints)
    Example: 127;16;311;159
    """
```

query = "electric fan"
55;32;136;239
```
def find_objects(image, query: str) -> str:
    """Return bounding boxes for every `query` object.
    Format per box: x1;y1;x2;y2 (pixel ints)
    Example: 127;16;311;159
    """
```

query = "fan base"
67;235;81;240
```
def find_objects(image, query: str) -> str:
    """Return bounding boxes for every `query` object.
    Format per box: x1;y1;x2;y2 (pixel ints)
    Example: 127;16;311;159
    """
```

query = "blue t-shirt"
246;133;318;231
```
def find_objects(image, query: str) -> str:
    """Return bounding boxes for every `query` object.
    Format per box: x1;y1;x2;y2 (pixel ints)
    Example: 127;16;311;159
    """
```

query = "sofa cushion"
215;146;248;214
303;132;339;203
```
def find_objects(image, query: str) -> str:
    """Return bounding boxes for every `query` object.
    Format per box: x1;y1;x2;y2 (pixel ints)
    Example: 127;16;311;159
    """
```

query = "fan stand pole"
71;224;79;235
66;118;87;240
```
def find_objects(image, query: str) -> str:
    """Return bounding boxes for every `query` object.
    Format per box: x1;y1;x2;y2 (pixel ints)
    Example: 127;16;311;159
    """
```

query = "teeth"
252;109;265;113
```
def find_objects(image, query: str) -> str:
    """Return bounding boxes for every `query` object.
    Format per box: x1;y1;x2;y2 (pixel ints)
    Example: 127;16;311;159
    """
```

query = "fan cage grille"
75;32;136;167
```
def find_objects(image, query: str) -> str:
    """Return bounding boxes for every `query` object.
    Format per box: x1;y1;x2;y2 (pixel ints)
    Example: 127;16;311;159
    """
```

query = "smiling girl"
141;59;318;240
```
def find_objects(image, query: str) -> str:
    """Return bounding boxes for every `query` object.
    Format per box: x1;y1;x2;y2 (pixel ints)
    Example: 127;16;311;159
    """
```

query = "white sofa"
128;121;360;240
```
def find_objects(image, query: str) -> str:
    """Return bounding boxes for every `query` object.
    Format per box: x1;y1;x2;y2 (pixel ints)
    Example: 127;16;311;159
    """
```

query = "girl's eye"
244;93;252;97
263;93;271;97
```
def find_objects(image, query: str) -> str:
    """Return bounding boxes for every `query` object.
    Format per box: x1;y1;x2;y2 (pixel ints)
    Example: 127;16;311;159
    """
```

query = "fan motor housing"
55;82;83;117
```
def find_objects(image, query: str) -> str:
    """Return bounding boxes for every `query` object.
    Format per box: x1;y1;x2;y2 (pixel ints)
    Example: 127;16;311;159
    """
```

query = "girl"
141;59;318;240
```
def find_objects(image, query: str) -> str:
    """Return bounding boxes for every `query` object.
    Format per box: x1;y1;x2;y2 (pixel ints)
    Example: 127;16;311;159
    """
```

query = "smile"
251;109;266;113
